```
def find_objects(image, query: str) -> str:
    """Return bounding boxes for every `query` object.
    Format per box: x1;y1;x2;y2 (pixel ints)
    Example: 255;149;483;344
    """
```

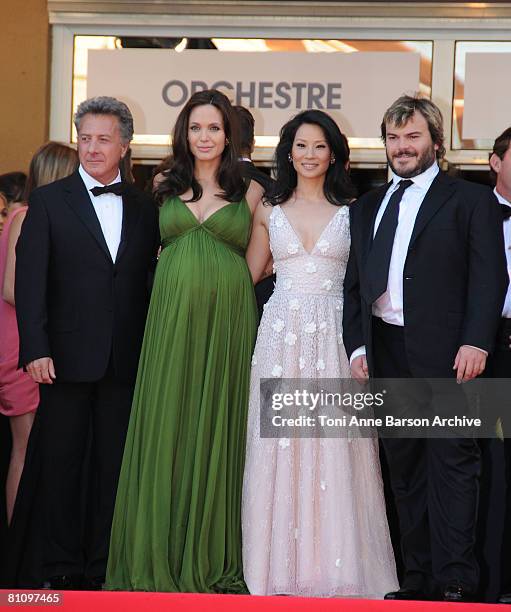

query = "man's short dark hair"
381;94;445;160
0;171;27;204
490;127;511;183
233;105;255;155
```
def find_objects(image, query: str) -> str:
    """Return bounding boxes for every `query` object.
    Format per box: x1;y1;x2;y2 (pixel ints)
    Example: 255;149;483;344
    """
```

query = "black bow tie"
90;182;124;197
501;204;511;221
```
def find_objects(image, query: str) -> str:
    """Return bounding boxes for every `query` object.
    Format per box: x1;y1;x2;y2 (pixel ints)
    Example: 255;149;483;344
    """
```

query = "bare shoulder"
6;209;27;246
253;198;274;227
245;180;265;213
9;209;27;232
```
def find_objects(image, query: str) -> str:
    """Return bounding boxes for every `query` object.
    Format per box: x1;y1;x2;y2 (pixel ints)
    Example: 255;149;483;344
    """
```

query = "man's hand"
27;357;56;384
350;355;369;383
453;346;486;383
260;258;274;281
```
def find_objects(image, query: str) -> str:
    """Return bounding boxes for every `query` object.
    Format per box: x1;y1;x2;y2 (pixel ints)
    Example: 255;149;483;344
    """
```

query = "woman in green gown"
105;90;262;593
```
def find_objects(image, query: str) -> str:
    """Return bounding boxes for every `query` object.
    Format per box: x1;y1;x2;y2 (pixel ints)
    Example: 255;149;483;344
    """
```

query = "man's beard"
387;146;437;179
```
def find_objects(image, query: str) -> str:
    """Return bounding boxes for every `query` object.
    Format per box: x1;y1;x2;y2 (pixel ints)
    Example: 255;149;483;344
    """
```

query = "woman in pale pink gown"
242;110;398;598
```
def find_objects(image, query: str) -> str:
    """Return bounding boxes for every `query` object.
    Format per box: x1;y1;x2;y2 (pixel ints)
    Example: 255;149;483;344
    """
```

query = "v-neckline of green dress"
176;194;247;226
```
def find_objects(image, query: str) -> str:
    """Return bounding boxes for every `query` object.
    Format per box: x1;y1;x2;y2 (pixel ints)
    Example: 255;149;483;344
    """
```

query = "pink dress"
0;206;39;416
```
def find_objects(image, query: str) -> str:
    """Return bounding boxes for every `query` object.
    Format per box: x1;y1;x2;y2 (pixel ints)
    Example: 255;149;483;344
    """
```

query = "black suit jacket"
15;171;160;384
239;160;274;194
343;171;508;377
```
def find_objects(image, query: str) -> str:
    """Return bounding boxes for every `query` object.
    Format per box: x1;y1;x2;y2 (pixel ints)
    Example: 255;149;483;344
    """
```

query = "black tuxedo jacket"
15;171;160;384
239;160;274;194
343;171;508;377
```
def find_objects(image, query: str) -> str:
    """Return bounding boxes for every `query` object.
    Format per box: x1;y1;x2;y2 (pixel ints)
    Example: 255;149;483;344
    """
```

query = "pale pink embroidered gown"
242;204;398;598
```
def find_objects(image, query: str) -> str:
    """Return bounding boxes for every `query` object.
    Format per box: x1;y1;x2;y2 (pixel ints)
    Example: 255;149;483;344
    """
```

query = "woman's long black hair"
155;89;245;204
266;110;356;207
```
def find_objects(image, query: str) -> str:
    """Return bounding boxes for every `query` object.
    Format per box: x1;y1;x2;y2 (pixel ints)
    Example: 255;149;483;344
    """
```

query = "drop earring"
288;153;293;163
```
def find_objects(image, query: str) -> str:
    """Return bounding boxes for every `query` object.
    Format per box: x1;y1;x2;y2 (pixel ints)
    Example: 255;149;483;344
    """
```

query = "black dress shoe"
42;575;82;590
384;588;429;600
82;576;105;591
499;593;511;604
443;583;474;603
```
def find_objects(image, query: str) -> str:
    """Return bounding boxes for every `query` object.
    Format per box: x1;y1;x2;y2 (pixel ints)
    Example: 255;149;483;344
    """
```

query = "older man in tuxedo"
14;96;159;589
343;95;507;602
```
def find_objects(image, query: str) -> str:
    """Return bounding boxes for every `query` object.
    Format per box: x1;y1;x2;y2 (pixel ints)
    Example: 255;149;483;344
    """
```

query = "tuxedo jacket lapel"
64;172;112;262
116;185;141;265
409;171;456;248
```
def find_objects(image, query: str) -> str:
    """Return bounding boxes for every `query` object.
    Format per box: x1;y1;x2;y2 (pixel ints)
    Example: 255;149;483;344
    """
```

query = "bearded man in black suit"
14;96;159;589
343;95;507;602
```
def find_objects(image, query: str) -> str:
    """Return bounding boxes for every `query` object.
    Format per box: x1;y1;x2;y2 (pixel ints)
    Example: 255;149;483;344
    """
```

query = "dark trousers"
255;274;275;321
486;327;511;595
372;317;480;594
37;363;133;580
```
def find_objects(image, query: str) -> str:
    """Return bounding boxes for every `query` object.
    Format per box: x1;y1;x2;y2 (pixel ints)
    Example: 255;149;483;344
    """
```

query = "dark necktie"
501;204;511;220
90;182;124;197
365;179;413;304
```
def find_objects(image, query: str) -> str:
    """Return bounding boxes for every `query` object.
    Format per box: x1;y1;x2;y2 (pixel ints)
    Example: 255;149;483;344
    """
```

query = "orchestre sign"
462;52;511;140
87;50;420;139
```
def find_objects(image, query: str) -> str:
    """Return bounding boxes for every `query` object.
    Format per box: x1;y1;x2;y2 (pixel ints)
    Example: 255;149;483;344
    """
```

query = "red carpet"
0;591;507;610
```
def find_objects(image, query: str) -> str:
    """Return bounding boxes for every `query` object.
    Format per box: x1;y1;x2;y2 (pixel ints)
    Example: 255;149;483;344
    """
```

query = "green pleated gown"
105;196;257;593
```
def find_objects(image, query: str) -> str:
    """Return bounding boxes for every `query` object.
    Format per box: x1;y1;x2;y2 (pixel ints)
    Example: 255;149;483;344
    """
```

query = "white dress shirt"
494;187;511;318
79;165;123;262
349;163;438;364
372;162;439;325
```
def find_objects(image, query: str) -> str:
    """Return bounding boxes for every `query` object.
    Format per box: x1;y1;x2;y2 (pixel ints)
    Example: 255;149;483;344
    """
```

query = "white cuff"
349;346;366;365
462;345;488;356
